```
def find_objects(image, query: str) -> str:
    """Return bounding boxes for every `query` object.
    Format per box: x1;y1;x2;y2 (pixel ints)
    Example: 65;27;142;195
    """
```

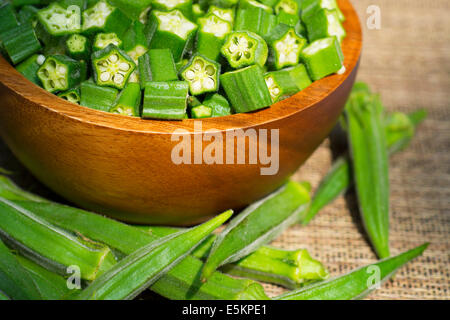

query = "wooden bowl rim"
0;0;361;134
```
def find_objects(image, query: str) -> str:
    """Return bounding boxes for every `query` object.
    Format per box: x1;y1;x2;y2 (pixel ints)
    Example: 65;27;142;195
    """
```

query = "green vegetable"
180;53;221;96
265;24;306;70
302;0;345;22
264;68;302;102
275;0;300;15
191;105;213;119
16;54;44;86
202;93;232;117
58;87;81;104
304;8;346;43
276;243;429;300
138;49;178;87
301;36;344;81
239;0;273;13
345;91;390;259
37;3;81;36
13;201;269;300
0;175;47;203
207;5;235;25
17;5;39;26
75;210;233;300
142;81;189;120
37;55;84;93
234;8;276;37
82;0;131;37
152;0;194;20
107;0;152;20
80;79;119;111
0;3;19;35
221;31;268;69
285;63;312;90
0;24;41;65
109;82;141;117
93;32;122;51
220;64;272;113
197;13;232;61
147;10;198;62
91;44;136;90
0;238;42;300
0;197;117;281
202;181;311;280
122;20;149;62
65;34;90;61
276;10;300;27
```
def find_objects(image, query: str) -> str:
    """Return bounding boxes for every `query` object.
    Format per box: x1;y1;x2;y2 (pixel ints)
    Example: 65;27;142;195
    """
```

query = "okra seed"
114;74;124;84
185;70;195;80
119;63;130;71
109;54;119;63
100;72;110;81
203;78;215;89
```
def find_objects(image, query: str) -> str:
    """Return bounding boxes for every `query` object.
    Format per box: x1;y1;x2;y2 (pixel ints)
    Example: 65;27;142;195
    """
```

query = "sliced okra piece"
147;10;198;62
207;5;235;26
0;198;117;281
203;93;232;117
197;13;232;61
0;24;41;65
191;105;213;119
192;4;206;21
37;55;84;93
138;49;178;87
80;79;119;111
301;0;345;22
152;0;194;20
65;34;90;60
109;82;141;117
285;63;312;90
220;31;268;69
234;8;276;38
58;87;81;104
0;3;19;34
220;65;272;113
276;9;300;27
175;58;189;72
142;81;189;120
123;20;149;62
82;0;131;37
93;32;122;52
239;0;273;13
304;8;346;43
265;24;307;70
16;54;45;86
37;3;81;36
301;36;344;81
91;44;136;90
180;53;220;96
187;96;202;109
107;0;152;20
209;0;238;8
295;20;307;38
275;0;300;15
17;5;39;26
264;70;300;102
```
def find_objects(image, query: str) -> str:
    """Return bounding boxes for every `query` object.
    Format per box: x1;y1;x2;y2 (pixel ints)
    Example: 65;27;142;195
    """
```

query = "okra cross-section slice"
207;5;235;25
203;93;232;117
275;0;300;15
265;24;307;70
301;36;344;81
93;33;122;51
37;55;84;93
82;0;131;37
304;8;346;43
264;70;299;102
148;10;198;62
151;0;193;20
109;82;141;117
123;20;149;62
220;31;268;69
220;65;272;113
58;87;81;104
191;105;213;119
65;34;90;60
180;53;220;96
37;3;81;36
142;81;189;120
91;44;136;90
197;13;232;61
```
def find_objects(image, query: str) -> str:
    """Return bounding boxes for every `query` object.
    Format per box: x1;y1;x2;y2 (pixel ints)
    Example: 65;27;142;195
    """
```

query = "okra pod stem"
0;238;42;300
202;181;311;280
275;243;429;300
75;211;233;300
0;198;117;281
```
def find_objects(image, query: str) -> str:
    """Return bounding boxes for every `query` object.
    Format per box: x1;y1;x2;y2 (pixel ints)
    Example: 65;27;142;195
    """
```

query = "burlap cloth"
0;0;448;300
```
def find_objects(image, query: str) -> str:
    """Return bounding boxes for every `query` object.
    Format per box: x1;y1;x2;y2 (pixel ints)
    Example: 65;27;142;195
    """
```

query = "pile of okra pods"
0;0;346;119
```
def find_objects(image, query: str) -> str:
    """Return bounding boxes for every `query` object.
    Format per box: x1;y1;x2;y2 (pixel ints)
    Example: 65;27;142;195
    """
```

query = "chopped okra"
265;24;307;70
37;3;81;36
221;31;268;69
91;44;136;90
93;33;122;52
37;55;84;93
2;0;347;119
180;53;220;95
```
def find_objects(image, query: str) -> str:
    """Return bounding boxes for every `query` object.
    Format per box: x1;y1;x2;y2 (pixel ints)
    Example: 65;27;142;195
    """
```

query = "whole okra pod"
275;243;428;300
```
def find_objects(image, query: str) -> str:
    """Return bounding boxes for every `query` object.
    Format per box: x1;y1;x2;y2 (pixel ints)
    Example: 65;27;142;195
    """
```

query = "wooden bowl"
0;0;361;225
